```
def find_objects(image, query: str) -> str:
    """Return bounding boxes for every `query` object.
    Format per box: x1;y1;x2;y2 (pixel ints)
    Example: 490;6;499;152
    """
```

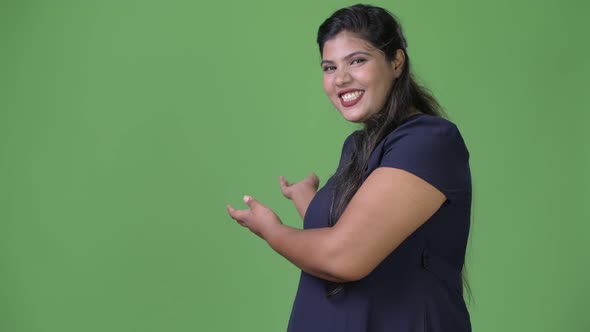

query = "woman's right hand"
279;172;320;200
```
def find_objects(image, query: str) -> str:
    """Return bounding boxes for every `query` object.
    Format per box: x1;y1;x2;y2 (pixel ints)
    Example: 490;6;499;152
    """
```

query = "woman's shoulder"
382;114;469;159
392;113;461;137
342;114;466;151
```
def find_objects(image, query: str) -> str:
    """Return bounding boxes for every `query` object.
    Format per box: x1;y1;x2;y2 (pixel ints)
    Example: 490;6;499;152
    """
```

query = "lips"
338;89;365;107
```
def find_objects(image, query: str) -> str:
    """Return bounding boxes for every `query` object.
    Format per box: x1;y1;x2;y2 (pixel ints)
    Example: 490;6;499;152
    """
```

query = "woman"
226;4;472;331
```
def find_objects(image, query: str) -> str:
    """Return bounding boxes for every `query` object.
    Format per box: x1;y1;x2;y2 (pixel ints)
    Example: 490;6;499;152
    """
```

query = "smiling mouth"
339;90;365;107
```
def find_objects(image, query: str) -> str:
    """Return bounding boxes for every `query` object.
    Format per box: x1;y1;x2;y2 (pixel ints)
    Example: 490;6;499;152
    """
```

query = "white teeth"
341;91;363;102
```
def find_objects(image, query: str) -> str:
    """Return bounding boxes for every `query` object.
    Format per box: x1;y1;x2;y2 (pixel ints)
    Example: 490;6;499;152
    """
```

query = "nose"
334;67;352;87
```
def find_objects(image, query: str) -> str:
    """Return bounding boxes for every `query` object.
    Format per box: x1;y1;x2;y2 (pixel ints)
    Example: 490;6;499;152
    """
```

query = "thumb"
308;171;319;184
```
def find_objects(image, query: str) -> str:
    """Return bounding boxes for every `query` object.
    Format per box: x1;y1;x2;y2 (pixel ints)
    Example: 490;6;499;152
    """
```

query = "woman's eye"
351;58;366;65
323;65;336;72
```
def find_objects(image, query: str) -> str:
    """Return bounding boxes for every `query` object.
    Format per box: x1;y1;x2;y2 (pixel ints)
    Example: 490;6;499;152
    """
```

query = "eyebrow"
321;51;371;65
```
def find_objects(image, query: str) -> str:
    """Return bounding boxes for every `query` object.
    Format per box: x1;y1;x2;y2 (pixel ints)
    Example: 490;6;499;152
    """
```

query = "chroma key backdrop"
1;1;588;331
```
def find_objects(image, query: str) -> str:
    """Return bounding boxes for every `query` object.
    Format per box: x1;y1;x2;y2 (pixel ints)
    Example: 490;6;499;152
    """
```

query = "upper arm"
329;167;445;281
325;121;470;281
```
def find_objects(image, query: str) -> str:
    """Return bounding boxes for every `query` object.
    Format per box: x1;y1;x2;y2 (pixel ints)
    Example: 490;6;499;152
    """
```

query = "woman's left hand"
226;195;283;239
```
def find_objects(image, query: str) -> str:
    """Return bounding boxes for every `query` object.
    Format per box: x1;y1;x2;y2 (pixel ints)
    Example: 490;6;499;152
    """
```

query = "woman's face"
321;31;403;123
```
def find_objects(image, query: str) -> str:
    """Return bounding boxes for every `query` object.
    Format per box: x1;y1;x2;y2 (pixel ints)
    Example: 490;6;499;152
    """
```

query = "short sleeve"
379;118;471;202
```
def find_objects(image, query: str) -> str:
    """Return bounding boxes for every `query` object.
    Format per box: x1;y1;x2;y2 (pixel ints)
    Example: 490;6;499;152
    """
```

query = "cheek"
351;70;372;91
370;71;393;96
322;76;333;96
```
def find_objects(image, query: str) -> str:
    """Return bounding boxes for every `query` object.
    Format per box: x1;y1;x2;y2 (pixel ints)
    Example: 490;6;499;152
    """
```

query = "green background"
1;0;588;331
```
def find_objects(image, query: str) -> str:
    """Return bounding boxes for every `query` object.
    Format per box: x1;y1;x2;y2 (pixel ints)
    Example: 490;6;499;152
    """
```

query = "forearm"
263;224;348;283
291;187;317;220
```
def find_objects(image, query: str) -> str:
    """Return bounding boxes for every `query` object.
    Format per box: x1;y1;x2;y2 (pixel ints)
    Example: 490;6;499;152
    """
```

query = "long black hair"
318;4;444;227
317;4;472;301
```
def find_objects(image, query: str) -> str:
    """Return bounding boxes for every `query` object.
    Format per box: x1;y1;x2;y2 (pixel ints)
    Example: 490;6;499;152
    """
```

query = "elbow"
339;269;370;283
325;261;372;282
321;243;374;282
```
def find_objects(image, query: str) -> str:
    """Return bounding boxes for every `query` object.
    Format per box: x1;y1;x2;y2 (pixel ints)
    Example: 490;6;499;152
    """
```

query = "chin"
339;110;368;123
343;116;364;123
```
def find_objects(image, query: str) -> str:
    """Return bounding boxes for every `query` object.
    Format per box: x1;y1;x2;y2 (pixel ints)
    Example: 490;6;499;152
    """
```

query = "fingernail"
243;195;251;203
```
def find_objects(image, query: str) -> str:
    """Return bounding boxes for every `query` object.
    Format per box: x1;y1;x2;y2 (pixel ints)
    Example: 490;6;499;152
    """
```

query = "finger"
309;172;320;186
227;206;248;227
226;204;248;221
279;176;289;188
226;204;237;219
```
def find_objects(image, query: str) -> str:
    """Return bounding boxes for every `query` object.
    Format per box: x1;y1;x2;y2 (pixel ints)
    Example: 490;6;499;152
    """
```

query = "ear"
390;49;405;78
